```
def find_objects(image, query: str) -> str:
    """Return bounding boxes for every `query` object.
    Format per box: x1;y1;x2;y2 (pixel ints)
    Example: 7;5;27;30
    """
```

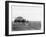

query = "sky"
11;5;43;21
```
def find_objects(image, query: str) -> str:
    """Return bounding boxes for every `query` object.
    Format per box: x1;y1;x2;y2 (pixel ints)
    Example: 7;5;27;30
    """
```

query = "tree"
14;16;26;23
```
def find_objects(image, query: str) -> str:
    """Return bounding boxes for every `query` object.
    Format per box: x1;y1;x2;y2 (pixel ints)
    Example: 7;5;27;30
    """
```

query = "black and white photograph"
5;1;45;36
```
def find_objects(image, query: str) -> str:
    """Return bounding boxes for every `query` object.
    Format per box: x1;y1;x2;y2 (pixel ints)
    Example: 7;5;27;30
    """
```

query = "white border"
9;3;44;35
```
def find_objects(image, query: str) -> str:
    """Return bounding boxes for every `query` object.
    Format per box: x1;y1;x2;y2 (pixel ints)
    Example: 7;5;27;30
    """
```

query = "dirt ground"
12;21;41;31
